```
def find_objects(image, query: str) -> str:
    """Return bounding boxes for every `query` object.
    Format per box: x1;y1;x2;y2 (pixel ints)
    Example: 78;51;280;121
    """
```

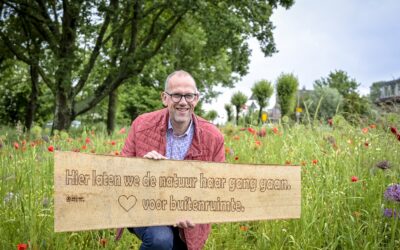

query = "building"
375;79;400;104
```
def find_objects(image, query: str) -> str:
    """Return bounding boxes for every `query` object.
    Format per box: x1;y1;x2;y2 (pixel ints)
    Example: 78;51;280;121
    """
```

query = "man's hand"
143;150;167;160
175;220;195;229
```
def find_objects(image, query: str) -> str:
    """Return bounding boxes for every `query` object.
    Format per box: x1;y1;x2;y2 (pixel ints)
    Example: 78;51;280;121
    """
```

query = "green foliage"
276;73;299;117
118;83;164;124
308;86;343;120
231;91;248;126
343;93;372;124
0;59;53;127
251;79;273;124
314;70;372;124
224;104;234;123
204;110;218;123
369;81;383;102
314;70;360;97
0;0;295;130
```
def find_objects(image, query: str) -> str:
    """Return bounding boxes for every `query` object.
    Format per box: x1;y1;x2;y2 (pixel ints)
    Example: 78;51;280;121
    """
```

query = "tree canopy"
0;0;294;131
231;91;248;126
314;70;359;97
276;73;298;117
251;79;273;124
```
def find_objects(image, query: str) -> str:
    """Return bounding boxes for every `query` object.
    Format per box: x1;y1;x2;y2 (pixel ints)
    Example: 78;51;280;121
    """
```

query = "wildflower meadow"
1;119;399;249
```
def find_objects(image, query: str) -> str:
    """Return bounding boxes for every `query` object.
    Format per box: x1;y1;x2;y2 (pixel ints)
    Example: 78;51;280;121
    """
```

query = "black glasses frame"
164;92;198;103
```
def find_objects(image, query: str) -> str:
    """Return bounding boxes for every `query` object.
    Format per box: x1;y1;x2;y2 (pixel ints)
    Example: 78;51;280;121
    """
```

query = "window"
397;83;400;95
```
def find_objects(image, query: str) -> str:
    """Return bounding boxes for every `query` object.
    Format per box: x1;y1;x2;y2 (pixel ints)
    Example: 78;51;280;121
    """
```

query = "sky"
203;0;400;123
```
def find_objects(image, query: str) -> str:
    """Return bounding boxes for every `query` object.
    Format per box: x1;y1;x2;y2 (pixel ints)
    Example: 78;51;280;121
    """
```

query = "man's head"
162;70;199;130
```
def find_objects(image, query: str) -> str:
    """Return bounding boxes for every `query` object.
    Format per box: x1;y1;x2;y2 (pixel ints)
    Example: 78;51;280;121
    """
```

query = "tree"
204;110;218;123
276;73;298;117
314;70;371;122
369;81;383;103
308;86;343;120
343;93;372;123
314;70;359;97
231;91;248;126
251;79;273;124
0;0;295;131
224;103;233;123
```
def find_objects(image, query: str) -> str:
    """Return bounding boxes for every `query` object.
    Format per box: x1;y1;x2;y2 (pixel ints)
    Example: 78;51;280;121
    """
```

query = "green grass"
1;123;399;249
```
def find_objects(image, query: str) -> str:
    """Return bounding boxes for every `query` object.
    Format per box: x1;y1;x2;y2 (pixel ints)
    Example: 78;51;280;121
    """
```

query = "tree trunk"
25;64;39;132
258;108;263;125
107;88;118;135
236;106;239;126
53;90;73;132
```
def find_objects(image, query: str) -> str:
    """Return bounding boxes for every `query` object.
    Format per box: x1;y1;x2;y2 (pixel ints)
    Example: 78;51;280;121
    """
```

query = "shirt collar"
168;119;193;137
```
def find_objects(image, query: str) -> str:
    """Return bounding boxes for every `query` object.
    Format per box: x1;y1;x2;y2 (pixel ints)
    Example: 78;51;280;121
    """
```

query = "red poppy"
99;238;107;247
85;137;91;144
247;127;256;135
312;159;318;165
234;156;239;161
17;243;27;250
255;140;261;146
257;128;266;137
361;128;368;134
369;124;376;129
118;127;126;134
351;176;358;182
48;145;54;152
390;126;398;135
272;127;279;134
114;151;120;156
81;145;87;150
14;142;19;150
111;141;116;146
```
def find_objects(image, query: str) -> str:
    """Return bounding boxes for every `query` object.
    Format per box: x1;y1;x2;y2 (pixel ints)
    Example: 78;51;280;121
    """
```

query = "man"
116;70;225;250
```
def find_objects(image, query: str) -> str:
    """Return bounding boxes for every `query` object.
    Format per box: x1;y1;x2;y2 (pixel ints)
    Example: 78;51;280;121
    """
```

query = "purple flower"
383;208;399;218
384;184;400;202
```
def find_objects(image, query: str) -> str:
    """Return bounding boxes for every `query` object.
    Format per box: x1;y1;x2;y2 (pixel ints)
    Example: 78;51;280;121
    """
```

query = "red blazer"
116;108;225;250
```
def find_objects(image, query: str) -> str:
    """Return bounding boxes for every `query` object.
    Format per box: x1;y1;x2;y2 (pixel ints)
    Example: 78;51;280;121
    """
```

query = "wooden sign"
54;151;301;232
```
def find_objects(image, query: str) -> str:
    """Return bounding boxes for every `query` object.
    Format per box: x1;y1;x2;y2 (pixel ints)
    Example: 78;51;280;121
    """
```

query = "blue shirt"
166;119;194;160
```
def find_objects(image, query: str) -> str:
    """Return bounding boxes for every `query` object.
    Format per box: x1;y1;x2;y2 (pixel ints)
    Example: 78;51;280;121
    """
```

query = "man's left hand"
175;220;195;229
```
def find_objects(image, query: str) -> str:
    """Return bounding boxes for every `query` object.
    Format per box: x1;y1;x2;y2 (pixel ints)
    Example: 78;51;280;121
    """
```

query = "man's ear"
161;92;168;107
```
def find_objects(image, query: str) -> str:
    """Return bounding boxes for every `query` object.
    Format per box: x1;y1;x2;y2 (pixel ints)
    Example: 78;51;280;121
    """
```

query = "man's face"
162;74;199;128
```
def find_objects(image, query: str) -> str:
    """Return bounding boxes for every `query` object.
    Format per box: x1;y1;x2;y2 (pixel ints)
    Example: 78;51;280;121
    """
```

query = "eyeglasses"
164;92;198;103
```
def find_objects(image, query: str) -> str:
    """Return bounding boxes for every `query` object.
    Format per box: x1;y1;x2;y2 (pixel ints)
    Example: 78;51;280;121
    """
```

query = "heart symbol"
118;195;137;212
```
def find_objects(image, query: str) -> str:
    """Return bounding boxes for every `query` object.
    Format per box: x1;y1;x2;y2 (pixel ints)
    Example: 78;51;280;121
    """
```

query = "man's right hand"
143;150;167;160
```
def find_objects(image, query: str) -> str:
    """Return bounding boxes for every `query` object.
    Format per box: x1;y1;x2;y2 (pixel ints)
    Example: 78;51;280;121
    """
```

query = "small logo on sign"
118;195;137;212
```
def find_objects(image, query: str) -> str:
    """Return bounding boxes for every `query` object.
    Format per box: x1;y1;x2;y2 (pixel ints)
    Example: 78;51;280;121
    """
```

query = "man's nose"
178;96;188;104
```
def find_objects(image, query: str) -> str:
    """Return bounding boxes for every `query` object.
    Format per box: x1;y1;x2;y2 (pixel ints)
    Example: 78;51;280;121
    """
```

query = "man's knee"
140;227;174;250
144;233;174;249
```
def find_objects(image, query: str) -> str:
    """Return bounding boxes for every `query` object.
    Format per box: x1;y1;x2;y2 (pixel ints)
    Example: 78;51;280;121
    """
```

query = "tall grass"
1;122;399;249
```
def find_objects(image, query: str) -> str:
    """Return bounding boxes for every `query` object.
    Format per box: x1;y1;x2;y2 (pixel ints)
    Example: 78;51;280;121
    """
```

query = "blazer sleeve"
212;134;225;163
121;120;137;157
